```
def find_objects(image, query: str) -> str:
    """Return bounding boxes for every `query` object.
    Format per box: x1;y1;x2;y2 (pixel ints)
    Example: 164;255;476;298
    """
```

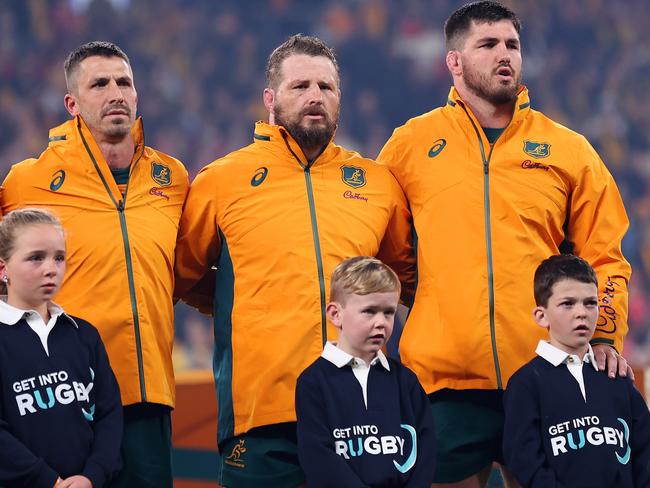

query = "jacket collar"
47;116;146;202
445;85;531;129
48;115;145;155
252;121;339;168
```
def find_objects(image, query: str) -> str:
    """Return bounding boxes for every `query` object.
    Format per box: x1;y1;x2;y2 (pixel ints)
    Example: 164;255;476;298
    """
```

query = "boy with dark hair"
295;257;435;487
503;254;650;487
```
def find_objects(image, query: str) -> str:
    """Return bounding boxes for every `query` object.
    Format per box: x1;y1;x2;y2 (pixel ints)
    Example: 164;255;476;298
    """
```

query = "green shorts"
429;389;505;483
107;403;173;488
217;422;305;488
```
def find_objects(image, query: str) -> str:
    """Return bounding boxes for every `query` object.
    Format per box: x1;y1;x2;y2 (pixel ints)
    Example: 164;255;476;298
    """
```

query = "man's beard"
463;65;520;106
274;105;338;155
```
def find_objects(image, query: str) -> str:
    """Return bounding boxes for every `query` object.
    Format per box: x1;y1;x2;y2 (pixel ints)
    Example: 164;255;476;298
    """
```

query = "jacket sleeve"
376;171;416;307
0;409;59;487
404;369;436;487
174;166;221;315
295;372;369;488
1;163;27;214
567;138;630;353
376;128;416;307
81;326;123;487
629;380;650;485
503;371;566;488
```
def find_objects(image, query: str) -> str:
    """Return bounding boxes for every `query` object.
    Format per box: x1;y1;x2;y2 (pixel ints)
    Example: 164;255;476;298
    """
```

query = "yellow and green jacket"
174;121;414;442
377;86;630;394
1;116;189;407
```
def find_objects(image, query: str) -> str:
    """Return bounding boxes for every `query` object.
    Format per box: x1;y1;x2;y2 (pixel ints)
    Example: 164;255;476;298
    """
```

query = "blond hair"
330;256;400;304
0;208;64;294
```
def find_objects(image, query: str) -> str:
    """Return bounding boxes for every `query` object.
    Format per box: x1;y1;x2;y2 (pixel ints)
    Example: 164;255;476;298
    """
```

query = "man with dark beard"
377;2;631;487
174;34;415;488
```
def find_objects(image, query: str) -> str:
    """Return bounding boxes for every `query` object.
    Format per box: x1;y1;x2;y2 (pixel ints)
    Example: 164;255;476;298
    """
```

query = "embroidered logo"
521;160;550;171
428;139;447;158
343;191;368;202
251;166;268;187
225;439;247;468
149;187;170;201
341;166;366;188
523;140;551;158
50;170;66;191
151;162;171;186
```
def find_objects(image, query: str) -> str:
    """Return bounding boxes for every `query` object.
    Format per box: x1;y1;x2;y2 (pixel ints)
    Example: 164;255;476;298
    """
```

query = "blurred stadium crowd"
2;0;650;368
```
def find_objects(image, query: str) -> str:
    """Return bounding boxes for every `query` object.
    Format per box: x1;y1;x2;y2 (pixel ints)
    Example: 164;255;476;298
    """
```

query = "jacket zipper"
461;107;505;389
78;123;147;401
282;134;328;346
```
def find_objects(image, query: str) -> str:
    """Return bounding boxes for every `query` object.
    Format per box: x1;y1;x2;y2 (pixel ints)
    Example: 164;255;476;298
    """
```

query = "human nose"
306;85;324;104
43;258;58;276
495;42;510;62
106;79;125;103
574;303;588;318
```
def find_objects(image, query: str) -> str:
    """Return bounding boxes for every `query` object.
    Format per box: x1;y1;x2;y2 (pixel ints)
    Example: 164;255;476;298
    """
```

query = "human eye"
507;40;520;50
92;78;108;89
55;253;66;262
585;299;598;308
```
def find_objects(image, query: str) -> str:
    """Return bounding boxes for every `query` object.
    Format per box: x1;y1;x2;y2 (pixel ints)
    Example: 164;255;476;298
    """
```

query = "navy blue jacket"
504;356;650;487
296;356;435;487
0;313;122;487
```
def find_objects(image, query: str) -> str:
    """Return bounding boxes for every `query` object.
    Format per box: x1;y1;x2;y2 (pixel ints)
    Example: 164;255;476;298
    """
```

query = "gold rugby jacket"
377;86;630;393
174;121;415;442
1;116;189;407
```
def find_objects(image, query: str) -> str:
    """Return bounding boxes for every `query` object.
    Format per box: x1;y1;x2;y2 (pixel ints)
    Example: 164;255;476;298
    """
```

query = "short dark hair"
64;41;130;92
266;34;339;89
445;1;522;50
534;254;598;307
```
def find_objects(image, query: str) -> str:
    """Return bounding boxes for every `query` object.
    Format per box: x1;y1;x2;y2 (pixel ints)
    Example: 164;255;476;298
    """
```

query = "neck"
301;144;325;162
455;85;515;129
89;128;135;169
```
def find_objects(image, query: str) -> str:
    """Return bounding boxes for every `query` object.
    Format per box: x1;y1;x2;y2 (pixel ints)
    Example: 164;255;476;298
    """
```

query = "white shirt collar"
321;342;390;371
535;340;598;370
0;298;73;327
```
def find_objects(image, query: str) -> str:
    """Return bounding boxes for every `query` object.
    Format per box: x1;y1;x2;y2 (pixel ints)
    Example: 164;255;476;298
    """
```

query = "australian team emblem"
151;162;171;186
341;166;366;189
523;140;551;158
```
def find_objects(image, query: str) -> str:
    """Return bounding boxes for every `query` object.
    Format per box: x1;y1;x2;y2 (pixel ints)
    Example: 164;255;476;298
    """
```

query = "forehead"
343;291;400;307
14;224;65;246
550;279;597;297
76;55;133;82
277;54;338;85
463;19;519;44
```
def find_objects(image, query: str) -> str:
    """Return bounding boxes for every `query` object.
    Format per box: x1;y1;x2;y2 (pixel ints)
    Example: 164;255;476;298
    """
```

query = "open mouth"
496;66;513;80
574;325;591;334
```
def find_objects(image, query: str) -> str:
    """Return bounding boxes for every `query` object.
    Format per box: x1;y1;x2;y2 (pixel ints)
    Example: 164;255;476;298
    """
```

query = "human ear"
64;93;80;117
263;88;275;115
533;306;550;329
326;302;343;329
446;51;462;76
